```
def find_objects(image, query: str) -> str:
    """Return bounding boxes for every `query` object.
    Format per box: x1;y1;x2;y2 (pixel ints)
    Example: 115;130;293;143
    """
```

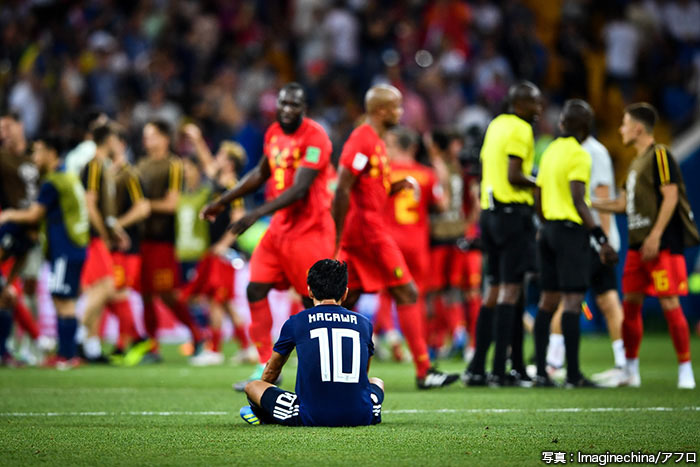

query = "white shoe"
190;350;224;367
592;367;626;388
463;347;475;365
230;347;259;365
678;363;696;389
619;370;641;388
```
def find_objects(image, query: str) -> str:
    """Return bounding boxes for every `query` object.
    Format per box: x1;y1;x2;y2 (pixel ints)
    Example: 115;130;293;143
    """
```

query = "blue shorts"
47;256;85;298
0;223;35;258
253;384;384;427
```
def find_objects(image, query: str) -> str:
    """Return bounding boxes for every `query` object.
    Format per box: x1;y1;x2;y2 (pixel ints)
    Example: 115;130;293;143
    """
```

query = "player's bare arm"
201;155;271;221
641;183;678;262
591;188;626;213
507;156;536;187
261;351;290;383
331;166;358;253
593;184;612;236
571;180;617;265
183;124;219;180
85;189;112;247
534;186;545;222
0;203;46;226
228;166;319;236
149;189;179;214
117;198;151;229
388;176;419;197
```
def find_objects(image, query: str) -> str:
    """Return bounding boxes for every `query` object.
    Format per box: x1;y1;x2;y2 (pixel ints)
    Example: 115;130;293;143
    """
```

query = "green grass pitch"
1;333;698;466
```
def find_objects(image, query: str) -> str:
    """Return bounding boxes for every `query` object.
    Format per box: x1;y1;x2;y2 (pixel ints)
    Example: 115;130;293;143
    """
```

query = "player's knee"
393;282;418;305
498;283;521;304
659;296;680;311
538;291;559;312
622;293;644;305
369;377;384;391
247;282;270;303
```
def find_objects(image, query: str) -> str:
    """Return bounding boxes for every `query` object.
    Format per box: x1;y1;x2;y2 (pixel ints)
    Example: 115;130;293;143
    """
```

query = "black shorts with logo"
538;221;591;293
481;204;536;284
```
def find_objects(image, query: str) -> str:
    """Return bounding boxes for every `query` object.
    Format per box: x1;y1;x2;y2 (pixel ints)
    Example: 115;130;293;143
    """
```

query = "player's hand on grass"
201;201;226;221
640;232;661;262
228;211;258;235
599;243;619;265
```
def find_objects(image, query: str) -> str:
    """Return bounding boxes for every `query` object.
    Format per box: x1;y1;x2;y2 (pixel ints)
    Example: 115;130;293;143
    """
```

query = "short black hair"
0;111;21;121
307;259;348;301
625;102;658;133
146;119;171;138
35;134;66;156
280;82;305;99
92;124;113;146
431;127;459;151
561;98;593;138
389;126;418;151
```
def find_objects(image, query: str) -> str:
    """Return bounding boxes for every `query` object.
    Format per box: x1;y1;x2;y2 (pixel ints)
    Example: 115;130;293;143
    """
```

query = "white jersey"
583;136;621;252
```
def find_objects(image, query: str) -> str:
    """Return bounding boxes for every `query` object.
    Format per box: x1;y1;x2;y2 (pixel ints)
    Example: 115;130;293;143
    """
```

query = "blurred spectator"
602;7;641;100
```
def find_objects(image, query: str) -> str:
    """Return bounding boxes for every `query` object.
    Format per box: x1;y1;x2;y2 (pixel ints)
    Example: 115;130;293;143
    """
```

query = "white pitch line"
0;407;697;417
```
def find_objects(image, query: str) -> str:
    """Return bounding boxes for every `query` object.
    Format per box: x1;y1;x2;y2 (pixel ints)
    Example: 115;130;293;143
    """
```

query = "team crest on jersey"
305;146;321;163
394;267;403;279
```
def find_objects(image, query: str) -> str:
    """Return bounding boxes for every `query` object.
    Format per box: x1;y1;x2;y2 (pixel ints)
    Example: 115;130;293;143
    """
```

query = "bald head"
560;98;593;142
365;84;402;114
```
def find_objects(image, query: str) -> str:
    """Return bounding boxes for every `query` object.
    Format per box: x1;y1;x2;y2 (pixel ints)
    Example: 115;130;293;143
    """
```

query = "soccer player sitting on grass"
240;259;384;427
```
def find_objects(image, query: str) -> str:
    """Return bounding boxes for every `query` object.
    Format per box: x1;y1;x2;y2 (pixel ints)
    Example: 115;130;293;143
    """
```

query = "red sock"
233;324;249;348
375;290;395;334
13;300;39;340
143;299;159;350
249;299;273;364
211;328;222;353
397;302;431;378
466;295;481;348
622;301;643;359
663;306;691;363
170;299;202;343
108;299;139;344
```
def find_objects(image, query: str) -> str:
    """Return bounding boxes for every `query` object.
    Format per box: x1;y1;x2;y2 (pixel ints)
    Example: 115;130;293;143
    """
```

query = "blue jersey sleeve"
37;181;58;210
273;317;296;356
365;319;374;357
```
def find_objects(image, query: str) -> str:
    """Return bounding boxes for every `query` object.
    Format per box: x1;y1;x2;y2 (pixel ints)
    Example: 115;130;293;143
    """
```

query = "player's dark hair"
432;127;459;152
390;126;418;151
280;82;306;101
0;110;21;121
625;102;658;133
92;124;113;146
307;259;348;301
36;134;67;156
146;119;172;139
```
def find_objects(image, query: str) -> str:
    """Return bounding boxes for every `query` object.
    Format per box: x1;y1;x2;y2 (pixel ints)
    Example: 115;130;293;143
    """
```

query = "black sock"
509;300;526;374
492;304;516;377
467;306;493;375
534;310;553;377
0;310;13;357
561;311;581;382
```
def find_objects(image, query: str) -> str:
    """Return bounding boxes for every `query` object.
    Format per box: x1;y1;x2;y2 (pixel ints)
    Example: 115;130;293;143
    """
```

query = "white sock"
612;339;626;368
626;358;639;375
84;336;102;359
385;329;402;345
76;325;88;344
679;361;694;379
547;333;565;368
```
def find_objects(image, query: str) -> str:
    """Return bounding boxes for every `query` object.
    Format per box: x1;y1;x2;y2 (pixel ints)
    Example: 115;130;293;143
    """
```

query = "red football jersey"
339;123;391;246
264;117;334;237
385;160;442;252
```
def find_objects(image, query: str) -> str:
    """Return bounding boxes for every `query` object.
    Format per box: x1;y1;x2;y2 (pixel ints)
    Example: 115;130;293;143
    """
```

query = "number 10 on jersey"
310;328;360;383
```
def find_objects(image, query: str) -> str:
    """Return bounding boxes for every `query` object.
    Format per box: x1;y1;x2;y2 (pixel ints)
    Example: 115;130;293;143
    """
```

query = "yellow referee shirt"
536;136;591;224
480;114;535;209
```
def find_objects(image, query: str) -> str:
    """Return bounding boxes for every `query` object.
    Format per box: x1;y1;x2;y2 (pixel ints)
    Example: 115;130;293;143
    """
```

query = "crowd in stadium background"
1;0;699;379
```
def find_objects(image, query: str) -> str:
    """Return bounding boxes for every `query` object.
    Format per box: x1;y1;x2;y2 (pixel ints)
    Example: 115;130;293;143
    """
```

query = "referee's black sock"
492;304;516;377
467;306;494;375
534;310;553;377
561;311;581;382
0;309;12;357
509;300;526;374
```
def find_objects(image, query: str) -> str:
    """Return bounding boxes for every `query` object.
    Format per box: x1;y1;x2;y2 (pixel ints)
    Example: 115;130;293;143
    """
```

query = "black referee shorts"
589;246;618;296
538;221;591;293
481;205;536;285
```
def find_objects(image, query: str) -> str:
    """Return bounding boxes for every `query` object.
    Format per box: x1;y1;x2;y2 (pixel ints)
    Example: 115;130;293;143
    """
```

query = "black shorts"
252;384;384;427
589;247;618;296
0;223;35;258
538;221;591;293
481;205;536;284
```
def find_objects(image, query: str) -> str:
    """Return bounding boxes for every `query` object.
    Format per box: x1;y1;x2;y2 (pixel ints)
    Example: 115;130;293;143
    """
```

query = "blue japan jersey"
273;304;375;427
